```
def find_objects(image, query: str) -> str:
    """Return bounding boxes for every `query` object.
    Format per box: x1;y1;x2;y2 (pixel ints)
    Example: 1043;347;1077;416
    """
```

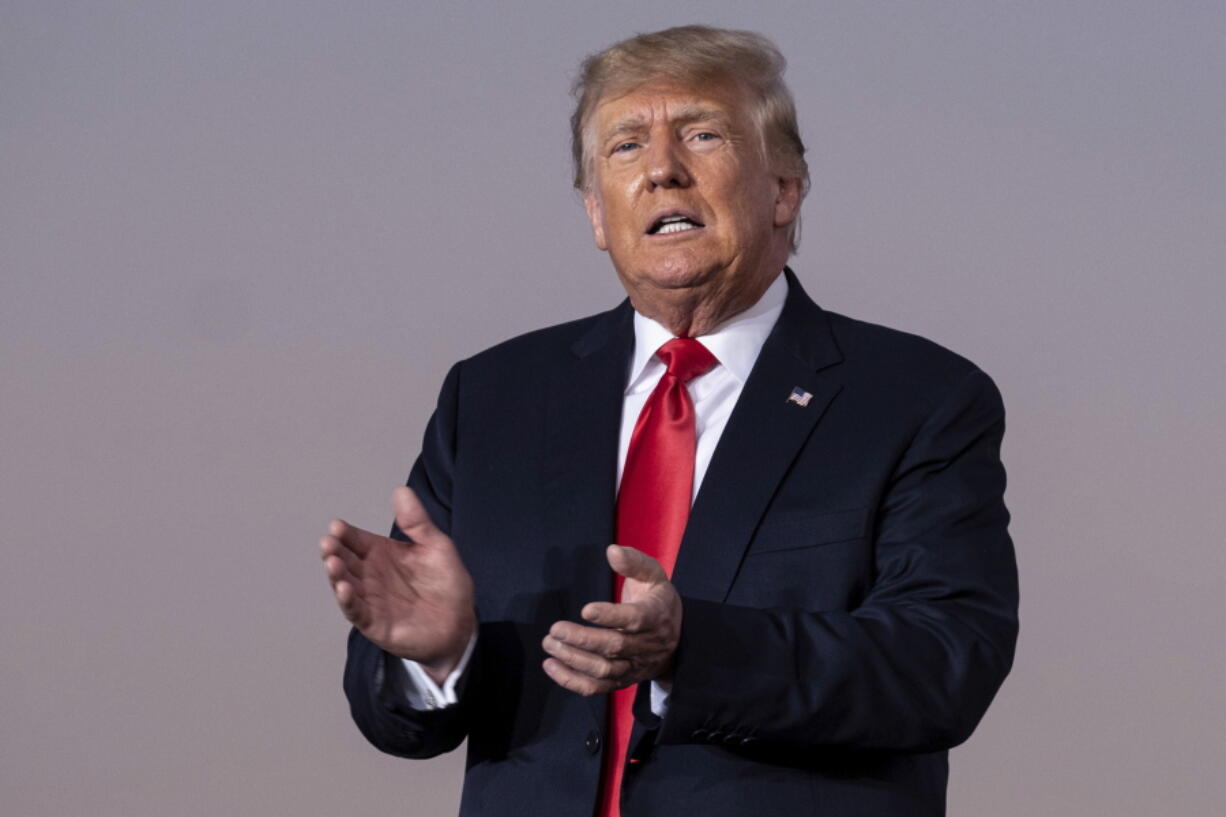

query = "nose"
644;137;691;189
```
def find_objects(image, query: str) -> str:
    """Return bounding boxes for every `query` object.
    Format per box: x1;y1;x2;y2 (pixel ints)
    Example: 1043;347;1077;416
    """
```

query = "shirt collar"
625;271;788;393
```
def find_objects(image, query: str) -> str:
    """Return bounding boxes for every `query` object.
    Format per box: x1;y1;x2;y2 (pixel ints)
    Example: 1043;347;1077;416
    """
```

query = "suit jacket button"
585;730;602;754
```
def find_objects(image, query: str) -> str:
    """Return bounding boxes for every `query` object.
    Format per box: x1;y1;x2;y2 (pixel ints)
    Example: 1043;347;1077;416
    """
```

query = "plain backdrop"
3;2;1224;815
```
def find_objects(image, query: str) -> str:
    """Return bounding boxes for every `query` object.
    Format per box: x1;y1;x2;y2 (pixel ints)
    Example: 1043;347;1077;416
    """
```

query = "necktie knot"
657;337;717;384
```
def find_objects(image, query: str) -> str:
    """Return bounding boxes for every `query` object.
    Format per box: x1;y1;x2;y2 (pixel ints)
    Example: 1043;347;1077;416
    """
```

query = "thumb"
607;545;667;585
393;486;447;547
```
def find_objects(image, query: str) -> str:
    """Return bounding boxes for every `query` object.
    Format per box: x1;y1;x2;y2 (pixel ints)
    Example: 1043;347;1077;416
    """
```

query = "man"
321;25;1017;817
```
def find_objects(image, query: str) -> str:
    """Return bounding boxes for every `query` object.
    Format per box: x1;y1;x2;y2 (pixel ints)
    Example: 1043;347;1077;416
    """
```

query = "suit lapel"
542;300;634;605
672;270;845;604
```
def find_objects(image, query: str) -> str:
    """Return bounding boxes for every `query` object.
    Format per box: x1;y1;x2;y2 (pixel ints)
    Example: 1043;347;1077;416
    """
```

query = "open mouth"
647;213;705;236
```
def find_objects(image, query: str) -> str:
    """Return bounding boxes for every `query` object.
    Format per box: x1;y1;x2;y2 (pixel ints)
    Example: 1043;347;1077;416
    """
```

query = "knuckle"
607;633;626;655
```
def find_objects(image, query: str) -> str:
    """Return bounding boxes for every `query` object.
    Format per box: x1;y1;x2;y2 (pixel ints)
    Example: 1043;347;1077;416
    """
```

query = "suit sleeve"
658;368;1019;753
342;362;480;759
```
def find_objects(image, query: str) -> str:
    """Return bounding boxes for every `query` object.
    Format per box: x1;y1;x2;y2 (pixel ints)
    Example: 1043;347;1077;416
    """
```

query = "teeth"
658;221;697;234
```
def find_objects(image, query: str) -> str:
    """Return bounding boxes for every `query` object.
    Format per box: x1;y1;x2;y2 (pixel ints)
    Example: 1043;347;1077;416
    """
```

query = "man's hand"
541;545;681;696
321;486;476;685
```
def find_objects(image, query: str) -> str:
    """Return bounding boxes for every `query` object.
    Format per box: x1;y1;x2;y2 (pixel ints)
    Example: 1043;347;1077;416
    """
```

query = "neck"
627;269;783;338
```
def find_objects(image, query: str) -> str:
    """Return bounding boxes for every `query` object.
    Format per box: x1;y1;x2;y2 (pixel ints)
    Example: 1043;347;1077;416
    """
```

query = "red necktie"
597;337;718;817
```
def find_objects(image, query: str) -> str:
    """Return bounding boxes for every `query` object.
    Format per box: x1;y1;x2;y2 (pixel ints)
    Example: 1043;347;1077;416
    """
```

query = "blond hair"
570;25;809;251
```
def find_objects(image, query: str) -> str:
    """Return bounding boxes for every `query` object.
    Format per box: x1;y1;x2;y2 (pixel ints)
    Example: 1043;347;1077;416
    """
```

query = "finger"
542;657;616;697
333;580;369;628
393;486;448;547
320;535;363;576
329;519;382;559
607;545;667;584
581;601;649;632
542;635;630;679
323;554;364;598
549;621;634;656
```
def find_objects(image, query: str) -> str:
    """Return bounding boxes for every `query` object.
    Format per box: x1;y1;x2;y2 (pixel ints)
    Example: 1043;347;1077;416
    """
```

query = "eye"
688;130;723;149
612;141;640;154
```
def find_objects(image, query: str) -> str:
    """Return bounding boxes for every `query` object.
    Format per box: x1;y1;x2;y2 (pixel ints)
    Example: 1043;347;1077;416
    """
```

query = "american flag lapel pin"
787;386;813;407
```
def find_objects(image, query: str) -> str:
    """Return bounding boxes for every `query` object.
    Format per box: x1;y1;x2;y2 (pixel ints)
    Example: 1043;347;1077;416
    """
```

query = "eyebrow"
599;104;732;145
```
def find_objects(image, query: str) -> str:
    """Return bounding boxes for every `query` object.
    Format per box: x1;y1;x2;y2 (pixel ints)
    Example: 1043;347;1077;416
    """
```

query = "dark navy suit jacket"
343;270;1019;816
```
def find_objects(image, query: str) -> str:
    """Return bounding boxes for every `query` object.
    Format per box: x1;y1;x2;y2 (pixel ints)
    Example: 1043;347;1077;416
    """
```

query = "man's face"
583;77;801;318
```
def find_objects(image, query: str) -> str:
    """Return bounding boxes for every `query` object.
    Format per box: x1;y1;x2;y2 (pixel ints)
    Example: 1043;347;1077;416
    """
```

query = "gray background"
3;1;1223;815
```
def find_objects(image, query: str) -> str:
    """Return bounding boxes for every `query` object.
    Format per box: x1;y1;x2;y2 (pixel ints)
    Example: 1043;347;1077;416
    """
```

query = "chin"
629;253;721;292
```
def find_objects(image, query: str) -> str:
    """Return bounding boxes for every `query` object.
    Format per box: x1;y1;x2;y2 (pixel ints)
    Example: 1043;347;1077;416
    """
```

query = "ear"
583;191;609;251
772;176;803;228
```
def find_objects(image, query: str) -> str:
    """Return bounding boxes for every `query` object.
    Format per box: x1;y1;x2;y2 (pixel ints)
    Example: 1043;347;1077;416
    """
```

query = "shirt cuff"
393;632;477;711
650;678;671;717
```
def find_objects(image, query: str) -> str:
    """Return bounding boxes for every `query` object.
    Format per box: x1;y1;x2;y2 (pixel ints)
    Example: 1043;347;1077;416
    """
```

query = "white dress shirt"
394;272;788;712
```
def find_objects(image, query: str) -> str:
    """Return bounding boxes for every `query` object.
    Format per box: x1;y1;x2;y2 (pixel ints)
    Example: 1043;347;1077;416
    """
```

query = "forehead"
589;77;752;135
